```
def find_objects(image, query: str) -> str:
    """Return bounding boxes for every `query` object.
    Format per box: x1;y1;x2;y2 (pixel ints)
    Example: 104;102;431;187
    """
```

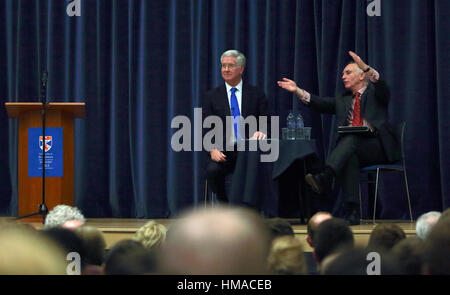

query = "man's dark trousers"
326;133;388;204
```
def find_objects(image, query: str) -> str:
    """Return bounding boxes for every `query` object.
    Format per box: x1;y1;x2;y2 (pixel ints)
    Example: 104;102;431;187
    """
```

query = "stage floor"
2;217;417;252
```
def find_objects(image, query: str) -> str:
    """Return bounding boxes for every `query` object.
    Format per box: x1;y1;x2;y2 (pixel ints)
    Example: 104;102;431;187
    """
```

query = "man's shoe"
305;172;330;194
345;207;360;226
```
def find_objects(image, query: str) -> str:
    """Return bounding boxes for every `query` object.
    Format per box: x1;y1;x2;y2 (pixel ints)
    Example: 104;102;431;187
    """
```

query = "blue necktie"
230;87;241;140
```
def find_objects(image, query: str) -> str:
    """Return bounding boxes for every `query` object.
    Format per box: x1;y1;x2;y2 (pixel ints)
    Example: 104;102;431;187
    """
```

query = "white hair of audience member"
44;204;86;229
416;211;441;240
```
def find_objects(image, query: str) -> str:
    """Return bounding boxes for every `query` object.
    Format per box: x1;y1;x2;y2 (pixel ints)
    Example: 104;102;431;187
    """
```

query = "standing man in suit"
278;51;400;224
203;50;269;203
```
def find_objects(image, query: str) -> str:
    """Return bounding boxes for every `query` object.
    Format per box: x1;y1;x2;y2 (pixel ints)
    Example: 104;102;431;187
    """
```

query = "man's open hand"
210;149;227;162
349;51;369;71
250;131;267;140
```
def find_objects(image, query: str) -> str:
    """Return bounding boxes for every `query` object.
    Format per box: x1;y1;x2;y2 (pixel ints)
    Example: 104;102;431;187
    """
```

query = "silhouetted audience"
157;206;272;274
313;218;354;271
367;223;406;251
390;236;425;275
75;225;107;275
132;220;168;249
306;211;333;248
2;204;449;275
266;218;294;240
267;235;307;275
0;225;66;274
42;227;87;273
44;204;86;230
421;217;450;275
304;211;332;274
104;239;156;275
322;247;400;275
415;211;441;240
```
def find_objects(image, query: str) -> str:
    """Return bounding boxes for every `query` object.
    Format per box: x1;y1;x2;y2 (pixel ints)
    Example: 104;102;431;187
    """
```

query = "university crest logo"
39;136;52;152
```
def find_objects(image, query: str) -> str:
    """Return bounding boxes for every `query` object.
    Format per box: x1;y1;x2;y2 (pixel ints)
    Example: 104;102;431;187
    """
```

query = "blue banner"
28;127;63;177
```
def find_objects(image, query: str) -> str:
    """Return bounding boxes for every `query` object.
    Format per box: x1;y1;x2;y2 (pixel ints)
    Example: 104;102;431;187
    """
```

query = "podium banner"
28;127;63;177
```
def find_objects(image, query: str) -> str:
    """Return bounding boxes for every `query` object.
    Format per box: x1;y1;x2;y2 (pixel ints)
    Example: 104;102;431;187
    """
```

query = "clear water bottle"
296;113;304;128
295;113;304;139
286;111;296;140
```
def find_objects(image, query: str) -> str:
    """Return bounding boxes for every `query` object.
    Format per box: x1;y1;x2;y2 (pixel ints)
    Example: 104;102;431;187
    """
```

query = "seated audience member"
313;218;354;271
75;226;107;275
367;224;406;252
157;206;272;275
0;225;66;275
266;218;294;240
104;239;157;275
267;235;307;275
44;204;86;230
304;211;333;275
390;237;425;275
415;211;441;240
42;227;87;273
306;211;333;248
132;220;168;249
422;218;450;275
322;247;400;275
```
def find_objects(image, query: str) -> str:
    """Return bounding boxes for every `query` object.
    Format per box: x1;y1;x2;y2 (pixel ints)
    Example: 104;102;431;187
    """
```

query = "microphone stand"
16;71;49;223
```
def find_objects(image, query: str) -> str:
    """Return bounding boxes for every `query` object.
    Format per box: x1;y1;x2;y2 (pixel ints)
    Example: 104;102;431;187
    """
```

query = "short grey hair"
416;211;441;240
44;205;86;229
346;62;368;84
221;50;246;67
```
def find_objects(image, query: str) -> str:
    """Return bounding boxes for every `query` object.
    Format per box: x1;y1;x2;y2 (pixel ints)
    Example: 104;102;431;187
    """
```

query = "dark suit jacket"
203;82;270;151
309;80;401;162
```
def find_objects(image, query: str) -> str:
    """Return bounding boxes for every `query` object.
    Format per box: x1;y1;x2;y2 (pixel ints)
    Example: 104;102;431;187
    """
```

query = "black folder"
337;126;370;134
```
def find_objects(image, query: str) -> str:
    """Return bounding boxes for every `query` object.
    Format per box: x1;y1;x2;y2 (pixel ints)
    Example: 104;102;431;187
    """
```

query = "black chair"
359;122;413;223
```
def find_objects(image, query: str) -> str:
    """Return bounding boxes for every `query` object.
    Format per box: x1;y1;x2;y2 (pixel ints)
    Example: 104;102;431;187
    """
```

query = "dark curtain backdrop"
0;0;448;218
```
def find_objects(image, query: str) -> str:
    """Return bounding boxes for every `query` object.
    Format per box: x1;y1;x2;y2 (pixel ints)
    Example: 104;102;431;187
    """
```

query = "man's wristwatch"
363;67;371;73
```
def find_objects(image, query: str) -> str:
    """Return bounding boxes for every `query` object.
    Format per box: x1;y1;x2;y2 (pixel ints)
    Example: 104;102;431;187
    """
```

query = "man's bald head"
157;206;271;274
307;212;333;247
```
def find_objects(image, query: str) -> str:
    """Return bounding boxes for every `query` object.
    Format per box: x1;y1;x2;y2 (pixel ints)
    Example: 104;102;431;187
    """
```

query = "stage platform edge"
3;218;417;252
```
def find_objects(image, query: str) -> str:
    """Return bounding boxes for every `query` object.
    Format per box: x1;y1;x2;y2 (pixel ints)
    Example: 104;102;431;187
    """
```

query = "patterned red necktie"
352;92;363;126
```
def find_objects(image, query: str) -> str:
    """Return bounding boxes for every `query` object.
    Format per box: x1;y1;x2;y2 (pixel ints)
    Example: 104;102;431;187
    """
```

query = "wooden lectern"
5;102;85;221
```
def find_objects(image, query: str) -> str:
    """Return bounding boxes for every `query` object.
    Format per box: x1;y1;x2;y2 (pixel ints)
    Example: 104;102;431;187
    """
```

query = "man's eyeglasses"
221;63;239;69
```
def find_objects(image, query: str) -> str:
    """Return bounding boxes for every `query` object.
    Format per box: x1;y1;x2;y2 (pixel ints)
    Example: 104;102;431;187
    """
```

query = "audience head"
322;247;400;275
390;236;425;275
132;220;168;249
267;235;307;275
104;239;156;275
44;204;86;230
306;211;332;248
422;218;450;274
0;225;66;274
266;218;294;240
416;211;441;240
42;227;87;271
157;206;272;274
367;224;406;251
75;225;107;266
313;218;354;264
